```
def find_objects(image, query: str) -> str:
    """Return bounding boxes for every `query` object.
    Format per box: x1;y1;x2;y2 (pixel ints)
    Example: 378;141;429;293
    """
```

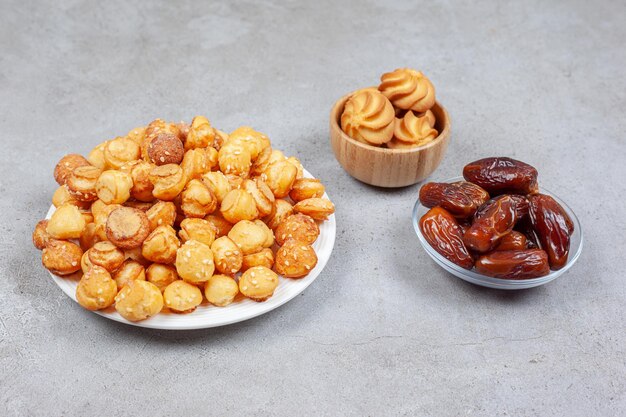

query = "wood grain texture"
330;91;450;188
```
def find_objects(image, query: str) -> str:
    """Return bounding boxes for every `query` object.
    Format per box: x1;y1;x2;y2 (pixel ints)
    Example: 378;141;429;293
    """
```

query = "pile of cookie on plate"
33;117;334;322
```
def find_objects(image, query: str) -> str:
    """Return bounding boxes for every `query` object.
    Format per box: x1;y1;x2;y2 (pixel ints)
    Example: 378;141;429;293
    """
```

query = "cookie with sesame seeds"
54;154;91;186
211;236;243;275
274;213;319;246
42;240;83;276
163;280;203;313
175;239;215;284
115;279;163;321
76;266;117;311
147;132;184;166
239;266;279;302
204;274;239;307
274;239;317;278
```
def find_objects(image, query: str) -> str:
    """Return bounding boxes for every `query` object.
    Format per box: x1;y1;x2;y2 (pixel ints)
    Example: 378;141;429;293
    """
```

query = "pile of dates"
418;157;574;279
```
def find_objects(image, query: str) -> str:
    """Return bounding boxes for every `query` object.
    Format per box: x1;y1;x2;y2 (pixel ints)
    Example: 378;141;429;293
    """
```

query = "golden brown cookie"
105;206;150;249
227;220;269;255
293;198;335;221
274;213;319;246
378;68;435;112
220;189;258;223
218;141;252;177
112;259;146;291
54;154;91;186
204;274;239;307
181;148;213;182
126;160;155;202
239;266;279;301
264;199;294;230
211;236;243;275
88;241;125;272
289;178;325;202
87;141;108;169
46;204;87;240
185;116;215;150
241;248;275;271
42;240;83;276
146;201;177;231
104;136;141;169
243;178;275;217
163;280;203;313
175;240;215;284
146;263;178;292
141;225;180;264
66;166;102;202
76;266;117;310
149;164;186;201
95;170;133;205
391;109;437;147
274;239;318;278
115;280;164;321
180;179;217;218
205;213;234;237
178;218;216;247
201;171;232;204
147;133;184;166
340;89;395;146
33;219;53;250
262;160;297;198
228;126;270;160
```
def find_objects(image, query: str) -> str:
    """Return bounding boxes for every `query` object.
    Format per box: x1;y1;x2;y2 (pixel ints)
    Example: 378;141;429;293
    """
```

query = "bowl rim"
330;88;451;154
412;176;584;287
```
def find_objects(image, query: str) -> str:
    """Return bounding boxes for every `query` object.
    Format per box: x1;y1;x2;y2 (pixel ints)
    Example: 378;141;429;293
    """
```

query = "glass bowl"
412;176;583;290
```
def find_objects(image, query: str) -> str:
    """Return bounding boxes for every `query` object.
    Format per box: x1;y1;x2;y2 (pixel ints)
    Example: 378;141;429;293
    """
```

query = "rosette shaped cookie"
388;110;438;149
340;89;395;146
378;68;435;112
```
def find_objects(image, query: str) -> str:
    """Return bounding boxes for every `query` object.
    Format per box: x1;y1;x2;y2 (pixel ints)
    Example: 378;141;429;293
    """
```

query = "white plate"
46;169;336;330
412;176;583;290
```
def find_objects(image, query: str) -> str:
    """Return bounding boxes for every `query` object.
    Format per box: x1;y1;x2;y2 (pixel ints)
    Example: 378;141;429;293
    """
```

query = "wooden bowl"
329;91;451;188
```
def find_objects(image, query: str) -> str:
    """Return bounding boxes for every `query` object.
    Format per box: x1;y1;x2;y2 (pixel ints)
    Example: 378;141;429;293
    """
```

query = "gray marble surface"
1;0;625;416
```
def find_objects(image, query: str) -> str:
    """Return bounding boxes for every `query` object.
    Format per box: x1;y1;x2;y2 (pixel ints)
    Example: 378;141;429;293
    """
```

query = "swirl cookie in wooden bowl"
330;68;450;187
33;116;336;328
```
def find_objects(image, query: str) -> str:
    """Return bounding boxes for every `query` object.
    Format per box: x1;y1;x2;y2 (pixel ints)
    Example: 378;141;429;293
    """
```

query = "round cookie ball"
239;266;279;302
204;274;239;307
76;266;117;311
175;240;215;284
114;280;163;322
163;280;203;313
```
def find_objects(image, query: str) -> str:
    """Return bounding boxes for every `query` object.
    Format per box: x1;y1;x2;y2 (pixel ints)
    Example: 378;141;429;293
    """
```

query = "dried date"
464;195;517;253
475;194;529;223
474;249;550;279
419;181;489;218
419;206;474;269
463;157;539;195
528;194;572;270
494;231;528;251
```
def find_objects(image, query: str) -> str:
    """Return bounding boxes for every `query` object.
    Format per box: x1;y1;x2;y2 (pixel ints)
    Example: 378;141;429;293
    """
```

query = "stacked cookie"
340;68;439;149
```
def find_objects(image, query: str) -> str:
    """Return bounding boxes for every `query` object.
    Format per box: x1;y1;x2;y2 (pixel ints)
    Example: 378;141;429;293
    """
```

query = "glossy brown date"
464;195;517;253
419;181;489;218
474;249;550;279
419;206;474;269
475;194;529;223
463;157;539;195
528;194;572;270
494;231;527;251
